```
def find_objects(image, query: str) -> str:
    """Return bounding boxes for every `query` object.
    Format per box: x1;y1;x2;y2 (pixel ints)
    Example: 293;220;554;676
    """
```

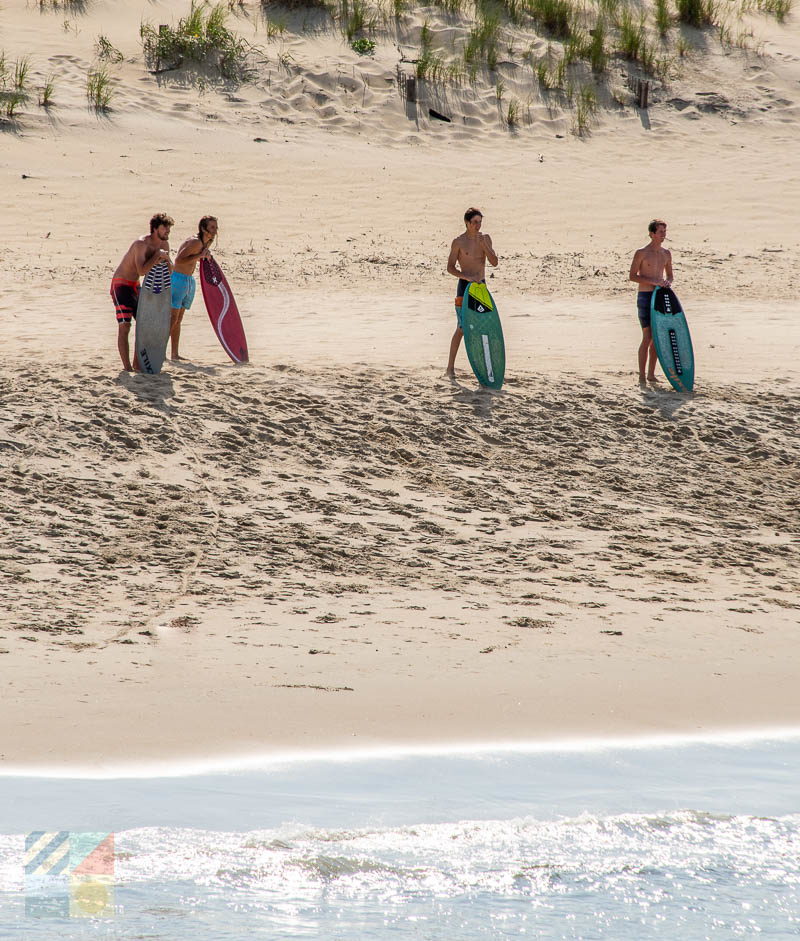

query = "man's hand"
481;233;498;266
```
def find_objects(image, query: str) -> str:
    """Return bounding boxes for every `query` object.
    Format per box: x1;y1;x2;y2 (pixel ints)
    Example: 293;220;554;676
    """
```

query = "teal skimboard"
651;286;694;393
460;282;505;390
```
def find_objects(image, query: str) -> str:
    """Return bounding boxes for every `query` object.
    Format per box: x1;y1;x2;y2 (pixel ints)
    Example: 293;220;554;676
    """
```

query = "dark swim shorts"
111;278;140;323
637;290;653;329
455;278;486;329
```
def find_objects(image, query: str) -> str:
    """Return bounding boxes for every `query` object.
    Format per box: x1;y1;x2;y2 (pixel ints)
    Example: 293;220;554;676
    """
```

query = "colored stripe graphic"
72;833;115;875
25;831;70;876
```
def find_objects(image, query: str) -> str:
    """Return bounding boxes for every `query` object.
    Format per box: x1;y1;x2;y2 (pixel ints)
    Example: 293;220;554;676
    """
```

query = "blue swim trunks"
637;290;653;329
171;271;196;310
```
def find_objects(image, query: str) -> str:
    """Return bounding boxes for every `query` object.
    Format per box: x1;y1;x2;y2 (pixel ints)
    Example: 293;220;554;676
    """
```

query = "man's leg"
638;328;652;382
447;325;463;375
170;307;185;360
118;322;133;371
646;340;659;381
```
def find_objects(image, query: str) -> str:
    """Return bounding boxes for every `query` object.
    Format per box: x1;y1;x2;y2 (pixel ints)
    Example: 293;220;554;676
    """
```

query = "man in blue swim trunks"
445;207;498;377
629;219;673;384
170;215;218;360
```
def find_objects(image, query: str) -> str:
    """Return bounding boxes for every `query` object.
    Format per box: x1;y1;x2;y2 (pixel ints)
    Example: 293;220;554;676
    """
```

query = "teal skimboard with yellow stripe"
460;281;505;390
651;286;695;393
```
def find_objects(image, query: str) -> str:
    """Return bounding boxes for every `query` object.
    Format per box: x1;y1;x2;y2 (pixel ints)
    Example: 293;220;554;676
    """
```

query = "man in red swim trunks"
110;213;174;371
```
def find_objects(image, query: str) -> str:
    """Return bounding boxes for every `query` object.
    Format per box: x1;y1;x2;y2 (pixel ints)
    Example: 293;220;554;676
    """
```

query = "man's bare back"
172;237;205;276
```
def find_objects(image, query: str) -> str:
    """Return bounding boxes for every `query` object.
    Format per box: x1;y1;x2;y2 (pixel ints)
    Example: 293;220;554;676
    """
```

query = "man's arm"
175;237;207;265
446;239;461;278
135;242;170;278
628;249;645;285
482;234;498;267
664;250;673;285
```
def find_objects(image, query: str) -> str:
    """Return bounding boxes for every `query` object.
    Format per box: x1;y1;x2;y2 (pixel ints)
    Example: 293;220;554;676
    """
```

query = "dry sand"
0;0;798;771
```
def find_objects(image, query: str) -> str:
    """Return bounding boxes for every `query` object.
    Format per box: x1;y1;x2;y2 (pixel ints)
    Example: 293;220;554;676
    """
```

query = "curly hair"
150;212;175;232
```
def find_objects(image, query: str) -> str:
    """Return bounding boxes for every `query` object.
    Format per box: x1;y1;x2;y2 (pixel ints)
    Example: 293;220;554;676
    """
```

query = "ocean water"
1;734;799;940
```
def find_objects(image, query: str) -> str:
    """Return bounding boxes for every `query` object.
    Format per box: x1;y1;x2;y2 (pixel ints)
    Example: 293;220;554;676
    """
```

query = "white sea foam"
3;725;800;780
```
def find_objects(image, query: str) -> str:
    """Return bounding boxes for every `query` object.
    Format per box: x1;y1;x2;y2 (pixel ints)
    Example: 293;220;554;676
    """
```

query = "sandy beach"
0;0;798;772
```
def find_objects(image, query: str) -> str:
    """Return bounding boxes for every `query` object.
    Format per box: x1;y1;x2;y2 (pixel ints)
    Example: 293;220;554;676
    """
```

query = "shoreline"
5;725;800;780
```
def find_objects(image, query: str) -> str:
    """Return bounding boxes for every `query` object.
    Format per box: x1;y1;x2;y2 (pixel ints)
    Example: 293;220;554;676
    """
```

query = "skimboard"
200;256;249;364
135;261;171;375
651;287;694;393
459;282;505;389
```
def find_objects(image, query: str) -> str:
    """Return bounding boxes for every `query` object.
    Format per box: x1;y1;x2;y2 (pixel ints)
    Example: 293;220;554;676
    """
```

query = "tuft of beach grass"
86;65;114;110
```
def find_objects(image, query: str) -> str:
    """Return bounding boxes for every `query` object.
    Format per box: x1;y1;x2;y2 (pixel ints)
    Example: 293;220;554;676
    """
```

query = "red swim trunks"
110;278;139;323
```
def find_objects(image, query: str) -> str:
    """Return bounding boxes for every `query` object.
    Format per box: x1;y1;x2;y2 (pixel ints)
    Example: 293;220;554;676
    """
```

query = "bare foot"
445;369;456;380
647;375;660;383
170;354;186;361
638;375;647;386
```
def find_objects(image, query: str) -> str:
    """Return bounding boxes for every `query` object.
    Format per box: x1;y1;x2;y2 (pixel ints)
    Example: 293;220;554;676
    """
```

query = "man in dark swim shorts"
110;213;173;371
110;279;139;324
445;208;498;377
628;219;673;384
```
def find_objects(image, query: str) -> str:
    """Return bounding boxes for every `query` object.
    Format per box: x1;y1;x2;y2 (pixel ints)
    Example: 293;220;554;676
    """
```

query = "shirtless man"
446;207;499;377
629;219;673;384
110;213;174;371
170;215;218;360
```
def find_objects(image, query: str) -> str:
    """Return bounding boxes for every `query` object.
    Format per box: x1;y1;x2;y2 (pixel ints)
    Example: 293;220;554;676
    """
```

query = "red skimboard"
200;256;249;364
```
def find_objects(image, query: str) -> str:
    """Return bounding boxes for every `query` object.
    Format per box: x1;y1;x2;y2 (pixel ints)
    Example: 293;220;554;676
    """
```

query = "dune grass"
528;0;574;40
757;0;792;18
21;0;793;134
654;0;672;34
337;0;378;40
572;82;598;134
270;0;789;132
13;55;32;90
141;1;259;80
38;0;88;12
86;66;114;110
463;9;501;71
675;0;716;26
506;95;521;125
0;54;31;118
588;19;607;72
38;75;56;107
